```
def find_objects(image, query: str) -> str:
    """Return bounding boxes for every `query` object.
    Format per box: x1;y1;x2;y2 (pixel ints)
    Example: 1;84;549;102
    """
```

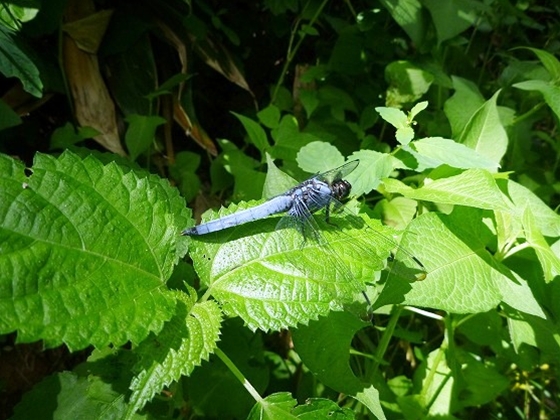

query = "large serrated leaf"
127;291;222;415
0;151;189;350
189;204;393;331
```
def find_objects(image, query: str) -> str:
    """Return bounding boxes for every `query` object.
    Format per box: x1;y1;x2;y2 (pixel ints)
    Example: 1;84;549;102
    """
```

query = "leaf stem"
215;347;263;403
371;305;403;374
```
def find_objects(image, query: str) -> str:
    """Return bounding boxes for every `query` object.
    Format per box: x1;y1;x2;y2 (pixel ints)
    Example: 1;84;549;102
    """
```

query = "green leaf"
11;371;134;420
49;123;99;150
383;169;512;212
519;47;560;82
514;79;560;122
375;106;408;129
124;114;166;161
347;149;396;196
423;0;479;44
263;154;297;198
247;392;298;420
292;311;368;394
384;61;434;108
127;290;222;415
232;111;270;152
502;179;560;237
378;0;426;47
409;101;428;119
270;115;319;161
0;151;187;350
0;2;39;30
444;76;485;139
457;90;508;163
189;205;394;331
0;26;42;97
292;312;387;418
169;151;201;202
296;141;345;174
455;348;510;409
0;98;21;130
217;139;265;201
522;208;560;282
399;211;503;313
408;137;500;171
505;308;560;356
257;104;281;129
292;398;355;419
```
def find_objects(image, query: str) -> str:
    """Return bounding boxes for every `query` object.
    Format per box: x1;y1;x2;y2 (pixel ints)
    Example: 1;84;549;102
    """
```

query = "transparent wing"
273;195;425;315
313;160;360;184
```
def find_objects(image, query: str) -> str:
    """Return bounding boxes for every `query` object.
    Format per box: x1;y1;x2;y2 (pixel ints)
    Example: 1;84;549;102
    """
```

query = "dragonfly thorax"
330;179;352;201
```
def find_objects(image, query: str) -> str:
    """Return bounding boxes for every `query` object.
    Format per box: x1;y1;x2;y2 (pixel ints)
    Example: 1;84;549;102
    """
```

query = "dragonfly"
182;160;360;237
183;160;423;316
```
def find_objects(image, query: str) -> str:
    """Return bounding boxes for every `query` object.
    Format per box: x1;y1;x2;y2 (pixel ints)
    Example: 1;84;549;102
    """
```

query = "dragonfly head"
331;179;352;201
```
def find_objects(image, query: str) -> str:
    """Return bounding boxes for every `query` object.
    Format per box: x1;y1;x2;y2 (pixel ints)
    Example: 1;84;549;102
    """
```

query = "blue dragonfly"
183;160;423;319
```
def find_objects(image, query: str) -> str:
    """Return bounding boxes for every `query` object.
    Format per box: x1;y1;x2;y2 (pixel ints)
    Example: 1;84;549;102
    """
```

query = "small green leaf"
0;26;42;97
0;151;188;350
11;371;130;419
409;101;428;119
262;154;296;198
232;111;270;152
124;114;166;161
257;104;281;129
514;79;560;122
292;398;355;419
300;24;319;36
503;179;560;237
346;149;396;196
296;141;344;174
519;47;560;82
378;0;426;47
457;90;508;163
247;392;298;420
375;106;408;129
0;98;21;130
49;123;99;150
444;76;485;138
423;0;479;44
169;151;201;202
384;61;434;108
522;207;560;282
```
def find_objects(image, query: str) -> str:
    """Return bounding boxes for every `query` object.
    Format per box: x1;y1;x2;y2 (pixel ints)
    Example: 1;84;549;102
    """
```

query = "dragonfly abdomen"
182;195;293;235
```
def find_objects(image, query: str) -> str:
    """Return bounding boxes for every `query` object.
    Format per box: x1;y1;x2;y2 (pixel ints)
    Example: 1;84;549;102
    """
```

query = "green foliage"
1;0;560;419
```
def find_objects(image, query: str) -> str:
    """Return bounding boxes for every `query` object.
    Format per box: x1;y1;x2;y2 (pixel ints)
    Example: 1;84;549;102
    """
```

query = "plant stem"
215;347;263;403
270;0;329;104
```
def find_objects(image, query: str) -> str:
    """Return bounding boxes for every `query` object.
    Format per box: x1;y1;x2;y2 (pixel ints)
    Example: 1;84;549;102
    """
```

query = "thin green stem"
371;305;403;374
215;347;263;403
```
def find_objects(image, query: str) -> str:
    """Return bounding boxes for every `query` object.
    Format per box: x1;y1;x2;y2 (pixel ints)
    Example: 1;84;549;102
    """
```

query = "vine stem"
215;347;263;403
270;0;329;104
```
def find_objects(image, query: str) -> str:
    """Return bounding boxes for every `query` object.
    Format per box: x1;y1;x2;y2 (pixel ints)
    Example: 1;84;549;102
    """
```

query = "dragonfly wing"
313;160;360;184
274;200;373;314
